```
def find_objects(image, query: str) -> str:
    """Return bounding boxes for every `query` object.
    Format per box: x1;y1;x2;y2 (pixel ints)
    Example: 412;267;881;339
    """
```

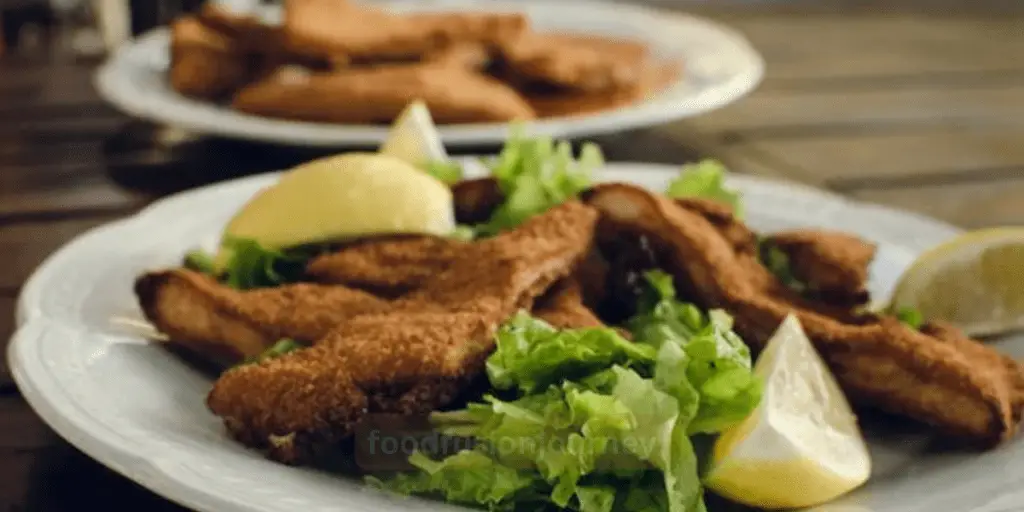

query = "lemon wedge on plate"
705;314;871;510
379;100;448;167
890;227;1024;337
216;152;455;267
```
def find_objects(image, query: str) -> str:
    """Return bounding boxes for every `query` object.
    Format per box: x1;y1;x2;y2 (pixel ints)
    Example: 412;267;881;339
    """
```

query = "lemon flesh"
217;152;454;266
890;227;1024;337
379;100;447;168
705;314;871;510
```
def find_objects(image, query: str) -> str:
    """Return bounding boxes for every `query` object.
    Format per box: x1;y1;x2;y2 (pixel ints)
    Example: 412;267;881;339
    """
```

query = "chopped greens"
450;224;478;241
665;160;742;218
182;237;321;291
219;236;315;290
183;249;216;274
895;306;924;330
239;338;303;366
475;127;603;236
425;160;465;185
757;238;808;294
372;271;761;511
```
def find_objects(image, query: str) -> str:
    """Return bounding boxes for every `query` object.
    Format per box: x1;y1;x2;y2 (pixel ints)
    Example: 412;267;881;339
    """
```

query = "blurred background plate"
93;0;764;147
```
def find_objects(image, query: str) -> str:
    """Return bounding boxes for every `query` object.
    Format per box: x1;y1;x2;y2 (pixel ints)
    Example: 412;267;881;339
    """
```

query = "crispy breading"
306;236;467;296
534;278;605;330
232;64;536;124
764;229;876;306
586;183;1024;445
135;270;390;366
501;33;650;92
283;0;526;59
452;177;504;224
522;60;680;118
207;202;599;462
425;42;491;70
169;17;251;99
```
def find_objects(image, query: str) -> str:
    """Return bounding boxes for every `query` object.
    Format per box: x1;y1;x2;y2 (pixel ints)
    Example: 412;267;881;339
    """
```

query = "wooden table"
1;2;1023;509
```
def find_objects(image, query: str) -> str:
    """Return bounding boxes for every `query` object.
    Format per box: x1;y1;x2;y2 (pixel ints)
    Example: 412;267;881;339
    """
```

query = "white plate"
94;0;764;147
10;163;1024;512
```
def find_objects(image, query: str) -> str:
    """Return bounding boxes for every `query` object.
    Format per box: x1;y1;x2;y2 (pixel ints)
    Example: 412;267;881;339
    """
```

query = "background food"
167;0;681;125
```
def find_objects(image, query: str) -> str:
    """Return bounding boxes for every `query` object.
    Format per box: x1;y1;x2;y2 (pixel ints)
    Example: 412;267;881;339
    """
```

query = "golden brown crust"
305;236;467;296
207;202;599;461
533;278;605;330
283;0;526;60
764;229;876;306
232;64;536;124
500;33;649;92
135;270;391;365
586;183;1024;445
169;17;252;100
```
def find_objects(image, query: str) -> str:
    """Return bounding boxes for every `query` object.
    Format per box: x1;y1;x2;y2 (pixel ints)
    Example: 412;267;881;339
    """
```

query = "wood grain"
0;296;13;388
0;217;128;290
687;84;1024;134
720;126;1024;186
849;176;1024;228
701;14;1024;82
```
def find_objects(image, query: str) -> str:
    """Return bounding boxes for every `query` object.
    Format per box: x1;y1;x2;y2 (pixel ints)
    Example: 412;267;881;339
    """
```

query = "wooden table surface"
2;2;1023;510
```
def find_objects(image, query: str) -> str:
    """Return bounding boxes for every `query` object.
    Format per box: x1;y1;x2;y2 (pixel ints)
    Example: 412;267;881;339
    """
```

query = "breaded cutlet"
232;63;536;124
763;229;877;307
305;235;467;297
207;201;598;463
533;278;605;330
135;270;390;366
283;0;526;60
169;16;252;99
500;33;652;92
586;183;1024;446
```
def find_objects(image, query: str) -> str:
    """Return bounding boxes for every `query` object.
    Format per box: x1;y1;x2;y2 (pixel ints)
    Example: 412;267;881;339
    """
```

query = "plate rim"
8;162;965;512
93;0;765;147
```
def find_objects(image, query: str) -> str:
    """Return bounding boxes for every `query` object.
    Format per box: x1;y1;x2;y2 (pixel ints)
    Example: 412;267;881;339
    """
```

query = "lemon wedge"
705;314;871;510
890;227;1024;337
379;100;447;168
216;152;454;267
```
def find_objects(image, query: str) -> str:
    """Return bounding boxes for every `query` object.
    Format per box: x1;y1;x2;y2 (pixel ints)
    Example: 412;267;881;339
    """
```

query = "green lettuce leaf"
475;127;602;236
237;338;303;367
368;449;539;509
665;160;742;218
895;306;924;330
757;237;808;293
183;249;216;274
626;271;762;435
425;160;464;185
486;312;656;394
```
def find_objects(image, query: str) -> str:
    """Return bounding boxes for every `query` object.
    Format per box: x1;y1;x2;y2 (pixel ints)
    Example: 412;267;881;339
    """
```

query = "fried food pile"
168;1;680;125
135;179;1024;465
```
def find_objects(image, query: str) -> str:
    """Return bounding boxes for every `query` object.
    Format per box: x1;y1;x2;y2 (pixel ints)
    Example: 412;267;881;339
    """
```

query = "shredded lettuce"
486;313;656;394
625;271;761;435
183;249;216;274
895;306;924;330
181;237;320;290
425;160;465;185
475;127;603;236
373;271;761;511
757;237;808;294
665;160;742;219
238;338;303;367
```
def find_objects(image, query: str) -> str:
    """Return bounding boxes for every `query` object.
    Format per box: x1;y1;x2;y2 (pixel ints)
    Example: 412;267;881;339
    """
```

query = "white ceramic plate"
94;0;764;147
10;163;1024;512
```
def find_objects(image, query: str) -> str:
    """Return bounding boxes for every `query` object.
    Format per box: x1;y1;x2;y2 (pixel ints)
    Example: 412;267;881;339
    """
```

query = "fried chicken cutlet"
283;0;526;60
207;202;598;462
585;183;1024;446
500;33;651;92
232;63;536;124
763;230;876;307
169;16;253;99
306;235;467;297
135;270;391;367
